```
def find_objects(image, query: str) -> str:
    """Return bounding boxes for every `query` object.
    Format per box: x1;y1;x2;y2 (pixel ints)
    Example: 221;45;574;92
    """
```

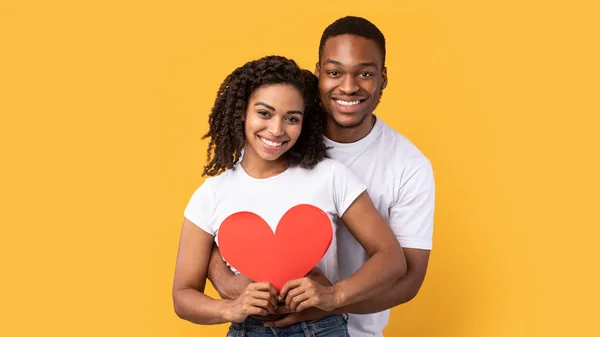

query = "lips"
331;97;367;113
258;136;287;151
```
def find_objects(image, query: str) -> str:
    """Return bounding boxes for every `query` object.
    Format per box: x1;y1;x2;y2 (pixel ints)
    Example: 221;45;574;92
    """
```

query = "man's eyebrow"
359;61;378;69
323;58;379;69
323;58;343;66
255;102;275;111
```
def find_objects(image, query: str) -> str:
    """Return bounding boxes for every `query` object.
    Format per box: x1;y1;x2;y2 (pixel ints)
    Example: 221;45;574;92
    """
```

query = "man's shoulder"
373;119;431;168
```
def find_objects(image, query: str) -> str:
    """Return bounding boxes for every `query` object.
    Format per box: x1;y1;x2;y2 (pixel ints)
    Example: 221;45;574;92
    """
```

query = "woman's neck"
240;152;289;179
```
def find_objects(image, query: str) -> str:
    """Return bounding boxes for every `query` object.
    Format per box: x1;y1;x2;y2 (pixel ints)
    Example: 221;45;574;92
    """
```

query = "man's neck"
324;114;376;144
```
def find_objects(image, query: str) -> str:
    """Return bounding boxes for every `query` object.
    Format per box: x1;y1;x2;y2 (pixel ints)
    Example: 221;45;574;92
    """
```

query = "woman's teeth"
259;137;283;147
335;99;362;106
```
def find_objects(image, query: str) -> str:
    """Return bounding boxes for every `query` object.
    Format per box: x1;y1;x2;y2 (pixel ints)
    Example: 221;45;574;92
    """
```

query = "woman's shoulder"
193;166;239;191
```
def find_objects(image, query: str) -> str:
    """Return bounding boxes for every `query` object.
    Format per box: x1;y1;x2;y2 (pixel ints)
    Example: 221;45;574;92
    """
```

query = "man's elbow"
402;287;420;304
393;246;408;279
397;258;408;279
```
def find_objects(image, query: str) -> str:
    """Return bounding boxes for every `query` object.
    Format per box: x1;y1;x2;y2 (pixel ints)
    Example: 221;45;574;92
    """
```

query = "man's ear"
314;62;320;78
382;67;388;90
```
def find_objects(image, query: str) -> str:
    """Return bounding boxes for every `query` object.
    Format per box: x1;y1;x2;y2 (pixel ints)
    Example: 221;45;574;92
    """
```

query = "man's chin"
329;112;368;129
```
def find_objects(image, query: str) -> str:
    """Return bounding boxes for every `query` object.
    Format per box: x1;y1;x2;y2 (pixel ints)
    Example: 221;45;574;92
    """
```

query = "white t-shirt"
183;158;366;286
325;116;435;337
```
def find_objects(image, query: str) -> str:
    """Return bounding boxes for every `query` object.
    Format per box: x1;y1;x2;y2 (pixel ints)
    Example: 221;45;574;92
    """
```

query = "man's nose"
339;75;360;95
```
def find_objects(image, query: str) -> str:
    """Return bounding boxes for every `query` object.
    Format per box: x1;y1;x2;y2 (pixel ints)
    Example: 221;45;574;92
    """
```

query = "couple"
173;16;435;337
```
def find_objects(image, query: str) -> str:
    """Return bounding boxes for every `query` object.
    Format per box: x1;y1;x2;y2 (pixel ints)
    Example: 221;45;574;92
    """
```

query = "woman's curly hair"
202;55;327;176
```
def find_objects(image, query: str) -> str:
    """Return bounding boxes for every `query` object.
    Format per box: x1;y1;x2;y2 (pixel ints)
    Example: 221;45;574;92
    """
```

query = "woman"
173;56;406;336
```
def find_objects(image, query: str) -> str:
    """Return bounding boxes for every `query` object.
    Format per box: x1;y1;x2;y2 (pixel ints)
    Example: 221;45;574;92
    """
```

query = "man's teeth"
335;99;362;106
260;137;283;147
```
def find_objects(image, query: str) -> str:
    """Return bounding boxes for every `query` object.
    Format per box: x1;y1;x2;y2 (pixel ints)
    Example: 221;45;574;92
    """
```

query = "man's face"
316;34;387;129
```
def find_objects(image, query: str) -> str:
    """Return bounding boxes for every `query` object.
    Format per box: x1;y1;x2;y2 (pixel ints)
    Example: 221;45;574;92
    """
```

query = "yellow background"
1;1;599;336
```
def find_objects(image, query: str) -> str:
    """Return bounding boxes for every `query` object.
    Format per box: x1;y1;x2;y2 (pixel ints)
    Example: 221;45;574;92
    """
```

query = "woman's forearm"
173;288;232;325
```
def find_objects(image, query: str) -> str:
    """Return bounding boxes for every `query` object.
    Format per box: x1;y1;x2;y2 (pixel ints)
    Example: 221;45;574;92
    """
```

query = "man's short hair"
318;16;386;66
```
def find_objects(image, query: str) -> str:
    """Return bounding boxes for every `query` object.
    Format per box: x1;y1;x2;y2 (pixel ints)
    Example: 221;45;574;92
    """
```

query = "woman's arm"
280;192;406;312
172;219;278;324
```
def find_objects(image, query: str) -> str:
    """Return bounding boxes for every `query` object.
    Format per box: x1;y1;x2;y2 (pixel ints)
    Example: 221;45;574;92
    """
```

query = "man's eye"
328;71;339;76
359;72;373;77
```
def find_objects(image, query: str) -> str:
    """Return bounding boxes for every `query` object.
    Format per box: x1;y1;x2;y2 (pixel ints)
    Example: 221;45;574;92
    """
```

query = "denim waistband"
230;313;347;333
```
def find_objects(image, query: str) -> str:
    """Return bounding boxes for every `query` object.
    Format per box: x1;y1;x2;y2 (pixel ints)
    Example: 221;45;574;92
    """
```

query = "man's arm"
206;243;253;300
266;160;435;327
265;248;428;327
339;248;429;313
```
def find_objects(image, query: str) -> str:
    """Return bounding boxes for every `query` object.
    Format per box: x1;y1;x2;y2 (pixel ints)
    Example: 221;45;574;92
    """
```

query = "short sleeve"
389;159;435;250
332;160;367;217
183;179;215;236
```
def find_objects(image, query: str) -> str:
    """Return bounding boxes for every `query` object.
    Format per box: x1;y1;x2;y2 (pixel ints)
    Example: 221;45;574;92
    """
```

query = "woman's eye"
257;110;270;117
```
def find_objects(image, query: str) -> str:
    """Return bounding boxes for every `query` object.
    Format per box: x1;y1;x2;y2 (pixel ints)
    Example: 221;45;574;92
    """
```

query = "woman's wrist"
218;299;234;322
329;284;347;310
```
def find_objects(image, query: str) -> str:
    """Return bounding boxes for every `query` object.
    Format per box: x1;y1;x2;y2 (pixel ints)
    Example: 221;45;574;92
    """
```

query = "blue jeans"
226;314;349;337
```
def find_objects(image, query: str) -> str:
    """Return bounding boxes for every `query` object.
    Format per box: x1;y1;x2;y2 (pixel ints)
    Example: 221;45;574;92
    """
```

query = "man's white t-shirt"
325;116;436;337
183;158;366;286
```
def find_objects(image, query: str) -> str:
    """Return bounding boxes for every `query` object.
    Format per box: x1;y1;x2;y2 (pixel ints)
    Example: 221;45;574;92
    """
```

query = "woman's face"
243;83;305;163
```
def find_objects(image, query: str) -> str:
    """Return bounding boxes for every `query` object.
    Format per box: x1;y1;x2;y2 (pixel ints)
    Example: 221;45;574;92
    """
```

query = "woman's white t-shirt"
184;158;366;284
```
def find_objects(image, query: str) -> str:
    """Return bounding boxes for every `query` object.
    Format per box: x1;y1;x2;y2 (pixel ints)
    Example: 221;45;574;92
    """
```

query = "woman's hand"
279;277;341;313
222;282;278;323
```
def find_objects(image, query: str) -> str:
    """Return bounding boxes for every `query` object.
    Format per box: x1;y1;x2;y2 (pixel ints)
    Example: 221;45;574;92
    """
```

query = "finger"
250;290;278;310
247;305;269;316
273;305;292;315
279;278;304;300
246;298;274;314
289;291;313;312
295;297;318;312
265;283;279;299
263;313;302;328
250;282;273;291
284;286;306;308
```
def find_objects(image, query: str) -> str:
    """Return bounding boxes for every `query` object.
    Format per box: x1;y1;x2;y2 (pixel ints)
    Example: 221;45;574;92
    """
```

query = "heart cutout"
218;204;333;291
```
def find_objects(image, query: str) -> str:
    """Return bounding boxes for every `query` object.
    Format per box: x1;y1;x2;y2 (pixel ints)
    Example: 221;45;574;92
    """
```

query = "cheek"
319;79;334;95
244;117;263;135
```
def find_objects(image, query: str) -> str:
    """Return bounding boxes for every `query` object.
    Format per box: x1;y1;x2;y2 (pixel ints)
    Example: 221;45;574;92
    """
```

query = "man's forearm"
207;244;250;300
338;269;422;314
338;250;429;314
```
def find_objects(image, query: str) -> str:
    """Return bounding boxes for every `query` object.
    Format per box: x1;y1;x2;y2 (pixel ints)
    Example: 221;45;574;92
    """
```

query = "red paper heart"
218;204;333;291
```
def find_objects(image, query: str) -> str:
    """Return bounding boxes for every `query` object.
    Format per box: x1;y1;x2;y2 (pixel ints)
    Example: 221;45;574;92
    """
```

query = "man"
208;16;435;337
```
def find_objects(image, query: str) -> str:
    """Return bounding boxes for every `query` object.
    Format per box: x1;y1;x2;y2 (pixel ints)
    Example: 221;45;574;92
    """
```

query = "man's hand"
222;282;278;323
264;307;329;328
279;277;339;313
